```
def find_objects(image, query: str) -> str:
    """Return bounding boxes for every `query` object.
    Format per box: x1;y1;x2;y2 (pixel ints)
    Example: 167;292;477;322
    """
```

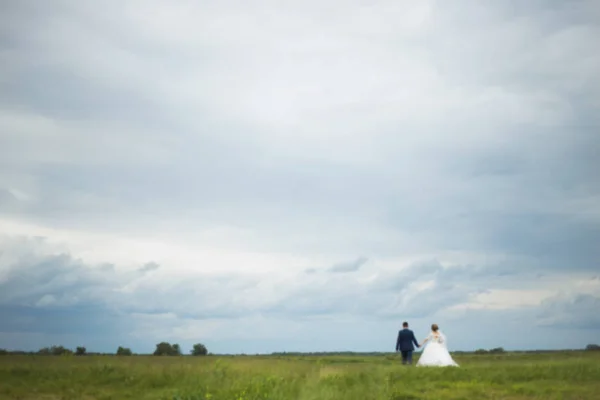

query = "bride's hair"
431;324;439;332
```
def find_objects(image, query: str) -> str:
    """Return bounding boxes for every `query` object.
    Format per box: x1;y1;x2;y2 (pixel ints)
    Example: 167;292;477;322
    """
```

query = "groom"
395;321;420;365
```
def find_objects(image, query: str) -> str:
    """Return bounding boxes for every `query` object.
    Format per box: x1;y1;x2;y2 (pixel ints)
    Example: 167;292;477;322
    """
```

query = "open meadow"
1;351;599;400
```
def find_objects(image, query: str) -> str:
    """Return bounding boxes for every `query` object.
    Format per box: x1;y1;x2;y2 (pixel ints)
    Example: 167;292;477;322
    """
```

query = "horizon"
3;344;596;355
1;1;599;355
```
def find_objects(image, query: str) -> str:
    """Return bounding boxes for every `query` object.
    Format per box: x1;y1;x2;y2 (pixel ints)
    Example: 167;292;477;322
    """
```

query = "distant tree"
153;342;181;356
191;343;208;356
586;344;600;351
76;346;87;356
116;346;133;356
489;347;505;354
0;348;7;356
172;343;182;356
38;345;72;356
474;349;488;355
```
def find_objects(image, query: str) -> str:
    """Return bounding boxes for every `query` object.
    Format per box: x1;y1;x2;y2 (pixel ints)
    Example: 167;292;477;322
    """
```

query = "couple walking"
395;321;458;367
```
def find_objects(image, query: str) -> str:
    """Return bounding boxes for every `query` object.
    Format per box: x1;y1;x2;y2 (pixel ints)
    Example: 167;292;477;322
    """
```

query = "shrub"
191;343;208;356
116;346;133;356
38;346;73;356
153;342;181;356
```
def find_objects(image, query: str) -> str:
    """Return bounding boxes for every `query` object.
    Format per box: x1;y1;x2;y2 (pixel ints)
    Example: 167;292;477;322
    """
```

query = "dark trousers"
401;350;413;364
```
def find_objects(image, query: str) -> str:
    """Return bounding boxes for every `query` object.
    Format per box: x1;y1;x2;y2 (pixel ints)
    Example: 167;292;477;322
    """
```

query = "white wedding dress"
416;331;459;367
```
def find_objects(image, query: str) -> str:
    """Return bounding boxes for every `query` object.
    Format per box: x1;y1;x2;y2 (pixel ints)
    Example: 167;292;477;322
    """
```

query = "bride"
416;324;459;367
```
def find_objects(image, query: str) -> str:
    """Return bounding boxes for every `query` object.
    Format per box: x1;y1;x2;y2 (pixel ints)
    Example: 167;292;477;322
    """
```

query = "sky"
0;0;599;354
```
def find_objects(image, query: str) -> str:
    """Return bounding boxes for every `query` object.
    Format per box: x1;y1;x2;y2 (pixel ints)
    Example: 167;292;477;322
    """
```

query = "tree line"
2;344;599;356
0;342;209;356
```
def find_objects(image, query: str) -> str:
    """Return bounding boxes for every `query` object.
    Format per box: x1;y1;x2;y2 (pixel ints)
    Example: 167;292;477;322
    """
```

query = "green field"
1;351;599;399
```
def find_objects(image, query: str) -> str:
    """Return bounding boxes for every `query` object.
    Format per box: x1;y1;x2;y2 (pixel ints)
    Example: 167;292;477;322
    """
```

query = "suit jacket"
396;328;419;352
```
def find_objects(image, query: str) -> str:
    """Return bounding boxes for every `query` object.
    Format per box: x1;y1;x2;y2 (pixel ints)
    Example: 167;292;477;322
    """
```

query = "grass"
1;351;599;399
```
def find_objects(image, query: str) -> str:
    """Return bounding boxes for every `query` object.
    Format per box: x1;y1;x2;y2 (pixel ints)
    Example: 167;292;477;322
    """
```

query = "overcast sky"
1;0;599;354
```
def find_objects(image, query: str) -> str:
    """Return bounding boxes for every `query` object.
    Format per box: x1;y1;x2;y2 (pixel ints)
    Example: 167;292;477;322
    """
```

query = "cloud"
537;292;600;330
0;304;132;336
327;256;368;273
0;0;599;352
138;262;160;273
1;234;599;352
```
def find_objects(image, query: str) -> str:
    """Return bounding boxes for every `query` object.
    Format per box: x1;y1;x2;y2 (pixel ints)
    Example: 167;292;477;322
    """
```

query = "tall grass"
1;351;599;399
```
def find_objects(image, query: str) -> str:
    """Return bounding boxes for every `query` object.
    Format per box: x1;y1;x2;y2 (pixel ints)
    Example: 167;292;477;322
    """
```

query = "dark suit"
396;328;419;364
